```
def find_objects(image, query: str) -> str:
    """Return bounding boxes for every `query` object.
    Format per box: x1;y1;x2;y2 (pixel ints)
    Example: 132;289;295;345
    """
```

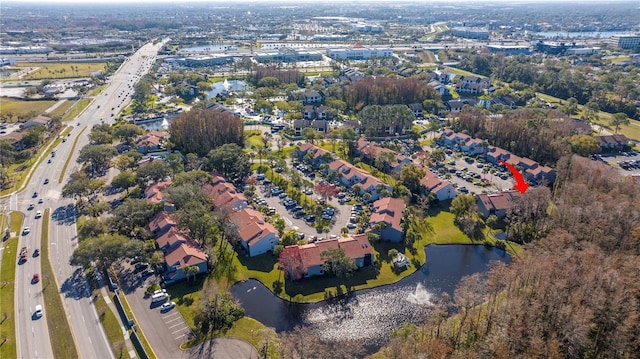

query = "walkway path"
44;99;67;114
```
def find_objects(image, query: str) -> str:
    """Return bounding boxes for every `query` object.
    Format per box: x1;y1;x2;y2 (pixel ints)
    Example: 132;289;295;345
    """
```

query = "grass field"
0;98;56;118
45;99;73;118
61;98;91;121
444;66;488;79
92;289;126;358
58;126;86;183
40;209;79;359
417;51;437;63
0;211;24;359
16;62;107;80
536;92;640;141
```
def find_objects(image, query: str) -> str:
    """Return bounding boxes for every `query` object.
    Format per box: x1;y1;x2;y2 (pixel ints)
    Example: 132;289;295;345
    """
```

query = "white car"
34;305;43;318
35;210;42;219
153;289;167;296
160;301;176;312
22;226;30;235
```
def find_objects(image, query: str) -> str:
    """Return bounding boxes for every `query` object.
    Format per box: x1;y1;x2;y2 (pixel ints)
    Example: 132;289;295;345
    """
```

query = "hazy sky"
4;0;622;3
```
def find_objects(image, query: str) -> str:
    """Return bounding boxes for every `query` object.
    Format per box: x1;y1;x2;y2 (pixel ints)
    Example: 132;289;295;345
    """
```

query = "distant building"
255;47;322;63
326;44;393;60
168;55;234;67
608;35;640;50
450;27;489;40
486;45;530;55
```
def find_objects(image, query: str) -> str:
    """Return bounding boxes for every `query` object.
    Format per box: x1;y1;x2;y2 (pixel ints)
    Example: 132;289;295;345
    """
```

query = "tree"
582;101;600;125
562;97;579;116
278;246;305;280
202;143;251;184
568;134;600;157
113;124;143;145
400;164;426;194
359;105;415;137
280;230;300;246
111;171;137;193
176;201;218;246
106;198;159;239
314;183;339;202
430;149;446;163
301;127;321;144
77;218;107;241
70;233;144;268
375;151;396;172
193;280;245;335
170;107;243;157
321;247;356;278
388;248;399;260
136;160;172;184
62;173;102;201
183;265;200;283
610;112;630;133
113;155;137;172
77;144;117;175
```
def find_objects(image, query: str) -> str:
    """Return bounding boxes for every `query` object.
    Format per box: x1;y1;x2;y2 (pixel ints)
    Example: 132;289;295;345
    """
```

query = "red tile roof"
369;197;405;231
164;243;207;268
155;226;188;249
145;180;172;203
148;211;176;233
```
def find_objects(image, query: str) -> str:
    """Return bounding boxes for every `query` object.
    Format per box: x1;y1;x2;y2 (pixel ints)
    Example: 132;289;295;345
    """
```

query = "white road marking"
165;317;181;324
168;322;185;329
172;327;188;334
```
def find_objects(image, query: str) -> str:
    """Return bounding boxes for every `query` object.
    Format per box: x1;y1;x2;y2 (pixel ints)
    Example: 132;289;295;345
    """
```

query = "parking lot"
117;262;193;358
596;151;640;175
432;148;515;195
254;180;355;241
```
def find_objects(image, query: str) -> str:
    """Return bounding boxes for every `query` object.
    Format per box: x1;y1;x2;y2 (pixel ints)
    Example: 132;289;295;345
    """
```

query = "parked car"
160;301;176;312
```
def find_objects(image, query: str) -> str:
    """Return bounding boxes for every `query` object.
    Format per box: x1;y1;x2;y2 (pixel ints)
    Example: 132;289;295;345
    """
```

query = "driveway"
116;264;193;359
186;338;259;359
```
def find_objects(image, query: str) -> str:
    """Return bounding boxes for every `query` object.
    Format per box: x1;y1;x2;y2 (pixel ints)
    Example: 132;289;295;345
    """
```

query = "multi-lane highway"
4;39;166;359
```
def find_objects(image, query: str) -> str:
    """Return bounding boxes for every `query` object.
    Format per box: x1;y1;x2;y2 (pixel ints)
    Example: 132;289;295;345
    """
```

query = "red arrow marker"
498;160;530;194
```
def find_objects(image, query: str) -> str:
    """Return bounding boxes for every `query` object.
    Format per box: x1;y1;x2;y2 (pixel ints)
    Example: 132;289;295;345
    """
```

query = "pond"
231;244;510;350
206;79;249;99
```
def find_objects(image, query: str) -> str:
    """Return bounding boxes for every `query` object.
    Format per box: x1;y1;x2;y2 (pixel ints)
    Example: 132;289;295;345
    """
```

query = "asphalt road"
116;265;193;359
2;39;166;359
13;190;53;359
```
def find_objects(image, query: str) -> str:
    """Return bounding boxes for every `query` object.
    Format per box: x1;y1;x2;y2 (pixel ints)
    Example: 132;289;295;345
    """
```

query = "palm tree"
183;265;199;283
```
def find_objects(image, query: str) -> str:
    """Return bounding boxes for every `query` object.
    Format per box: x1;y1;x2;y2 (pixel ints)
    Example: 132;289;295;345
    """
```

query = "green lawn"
0;211;23;359
40;209;79;359
58;126;86;183
17;62;107;80
92;289;126;358
0;98;56;118
45;100;74;118
536;92;640;141
61;98;91;121
444;66;488;79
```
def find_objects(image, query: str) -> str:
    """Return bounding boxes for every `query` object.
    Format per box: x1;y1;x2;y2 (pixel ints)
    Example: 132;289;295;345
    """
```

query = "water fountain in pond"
223;78;230;91
161;118;169;130
406;283;433;305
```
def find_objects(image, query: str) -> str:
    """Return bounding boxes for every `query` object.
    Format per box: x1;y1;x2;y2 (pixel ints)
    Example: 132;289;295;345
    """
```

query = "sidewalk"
98;280;137;358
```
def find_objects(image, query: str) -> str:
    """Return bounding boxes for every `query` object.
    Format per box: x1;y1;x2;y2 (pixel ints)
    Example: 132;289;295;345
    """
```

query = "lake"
231;244;510;350
206;79;249;98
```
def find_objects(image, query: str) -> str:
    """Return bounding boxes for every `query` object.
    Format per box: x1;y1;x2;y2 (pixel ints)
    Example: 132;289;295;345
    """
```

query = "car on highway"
32;192;38;198
33;248;39;257
22;226;30;235
37;198;43;204
44;178;49;184
35;210;42;219
160;301;176;312
27;203;34;210
34;305;43;319
32;273;40;283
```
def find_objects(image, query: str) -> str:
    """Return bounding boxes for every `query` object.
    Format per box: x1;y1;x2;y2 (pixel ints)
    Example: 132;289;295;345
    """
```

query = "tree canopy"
169;107;243;157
